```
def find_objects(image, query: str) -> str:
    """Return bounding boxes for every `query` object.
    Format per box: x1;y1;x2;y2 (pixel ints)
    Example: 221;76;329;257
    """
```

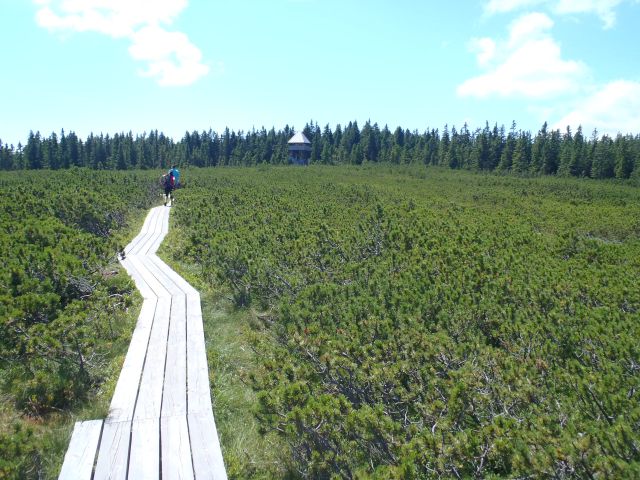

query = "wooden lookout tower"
288;132;312;165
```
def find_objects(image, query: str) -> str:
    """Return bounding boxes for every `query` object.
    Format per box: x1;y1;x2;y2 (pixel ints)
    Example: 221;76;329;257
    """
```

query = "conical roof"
288;132;311;144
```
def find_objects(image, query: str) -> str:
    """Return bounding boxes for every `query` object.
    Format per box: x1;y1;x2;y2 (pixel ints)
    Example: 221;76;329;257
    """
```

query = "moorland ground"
1;165;639;478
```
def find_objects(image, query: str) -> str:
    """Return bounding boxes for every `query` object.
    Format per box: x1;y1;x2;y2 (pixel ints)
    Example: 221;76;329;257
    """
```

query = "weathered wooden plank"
119;256;155;300
162;295;188;418
186;294;213;416
135;296;171;421
126;207;162;256
129;207;163;256
138;255;186;298
145;210;170;254
123;214;152;254
61;204;227;479
161;415;194;480
107;299;156;423
188;413;227;480
58;420;103;480
129;255;171;299
132;231;157;257
128;418;160;479
186;292;202;315
142;207;169;255
150;255;199;296
93;420;130;480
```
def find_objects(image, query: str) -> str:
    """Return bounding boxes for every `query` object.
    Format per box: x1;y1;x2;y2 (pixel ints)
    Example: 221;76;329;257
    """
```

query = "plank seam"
125;296;159;478
185;292;197;478
158;296;173;476
125;207;161;256
141;255;190;297
129;255;172;299
89;420;105;480
143;205;167;255
60;206;227;479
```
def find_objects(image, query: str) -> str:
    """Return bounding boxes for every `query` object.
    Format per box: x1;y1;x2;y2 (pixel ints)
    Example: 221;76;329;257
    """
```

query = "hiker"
169;164;180;188
162;171;175;206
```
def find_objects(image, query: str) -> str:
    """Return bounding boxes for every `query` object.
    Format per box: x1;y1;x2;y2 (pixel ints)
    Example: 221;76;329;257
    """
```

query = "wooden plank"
141;207;169;255
150;255;199;296
146;211;170;254
122;212;152;254
138;255;186;298
58;420;103;480
161;415;194;480
188;413;227;480
132;230;158;257
61;203;227;479
128;418;160;479
186;294;213;416
129;207;163;256
107;299;156;423
141;221;163;255
119;257;152;299
120;256;156;300
129;255;171;299
135;296;171;421
93;420;130;480
126;207;162;256
162;295;188;417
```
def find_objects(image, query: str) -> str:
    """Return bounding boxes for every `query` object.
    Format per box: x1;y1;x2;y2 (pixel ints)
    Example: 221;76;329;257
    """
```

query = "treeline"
2;121;640;179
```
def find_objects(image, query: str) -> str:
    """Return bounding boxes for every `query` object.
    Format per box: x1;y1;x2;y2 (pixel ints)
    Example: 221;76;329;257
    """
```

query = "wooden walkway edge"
59;206;227;479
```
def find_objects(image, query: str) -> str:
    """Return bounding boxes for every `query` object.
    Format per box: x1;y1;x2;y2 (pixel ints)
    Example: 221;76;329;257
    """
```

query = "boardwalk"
59;206;227;479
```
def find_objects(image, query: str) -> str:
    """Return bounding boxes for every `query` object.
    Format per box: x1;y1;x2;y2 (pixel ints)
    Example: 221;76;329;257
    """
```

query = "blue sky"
1;0;639;146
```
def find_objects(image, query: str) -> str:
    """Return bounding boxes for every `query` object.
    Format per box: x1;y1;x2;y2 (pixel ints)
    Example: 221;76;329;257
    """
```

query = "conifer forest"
1;120;640;179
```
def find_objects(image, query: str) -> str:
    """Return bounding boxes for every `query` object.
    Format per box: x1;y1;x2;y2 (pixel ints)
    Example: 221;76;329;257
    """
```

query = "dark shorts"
164;185;174;195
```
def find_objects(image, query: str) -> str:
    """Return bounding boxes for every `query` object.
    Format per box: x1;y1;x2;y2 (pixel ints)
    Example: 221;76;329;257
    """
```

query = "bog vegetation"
2;163;639;479
0;169;158;478
162;165;640;478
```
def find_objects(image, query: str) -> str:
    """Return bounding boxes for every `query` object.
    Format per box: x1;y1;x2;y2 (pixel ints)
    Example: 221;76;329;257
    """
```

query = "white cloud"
457;13;587;99
485;0;545;15
553;0;622;29
553;80;640;135
33;0;209;86
129;25;209;86
507;11;553;46
484;0;631;28
469;38;496;67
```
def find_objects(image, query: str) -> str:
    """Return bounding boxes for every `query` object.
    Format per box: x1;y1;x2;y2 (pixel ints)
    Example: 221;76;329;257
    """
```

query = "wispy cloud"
34;0;209;86
128;25;209;86
553;80;640;135
485;0;546;15
472;2;640;134
484;0;630;29
457;13;588;99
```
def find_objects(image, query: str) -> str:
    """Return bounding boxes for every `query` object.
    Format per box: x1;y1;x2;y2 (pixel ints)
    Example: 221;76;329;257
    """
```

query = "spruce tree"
614;135;634;179
439;125;450;166
498;122;517;171
591;134;614;179
447;126;460;169
512;131;531;174
25;131;43;169
530;122;548;174
542;129;561;175
571;126;586;176
557;126;573;176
